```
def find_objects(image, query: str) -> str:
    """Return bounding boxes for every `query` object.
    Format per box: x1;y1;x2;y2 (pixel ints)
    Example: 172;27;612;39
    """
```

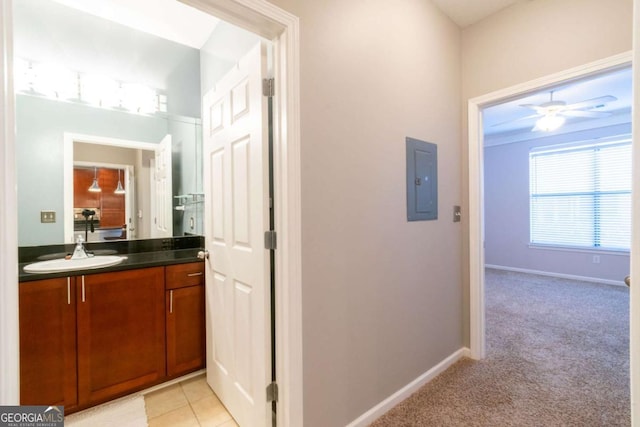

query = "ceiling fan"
493;91;617;132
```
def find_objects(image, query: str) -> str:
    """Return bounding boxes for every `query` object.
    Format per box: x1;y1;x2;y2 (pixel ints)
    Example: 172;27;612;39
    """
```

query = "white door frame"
467;51;634;414
0;1;303;426
0;0;19;407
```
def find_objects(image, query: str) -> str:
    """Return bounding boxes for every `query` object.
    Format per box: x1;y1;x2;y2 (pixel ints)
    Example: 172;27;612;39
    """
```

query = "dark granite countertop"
19;236;204;282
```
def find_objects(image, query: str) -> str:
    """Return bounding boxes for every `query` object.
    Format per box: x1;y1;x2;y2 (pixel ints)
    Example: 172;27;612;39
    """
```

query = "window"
529;138;631;251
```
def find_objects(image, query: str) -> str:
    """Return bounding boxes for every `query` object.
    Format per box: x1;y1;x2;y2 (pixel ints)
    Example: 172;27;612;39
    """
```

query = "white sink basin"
24;255;126;273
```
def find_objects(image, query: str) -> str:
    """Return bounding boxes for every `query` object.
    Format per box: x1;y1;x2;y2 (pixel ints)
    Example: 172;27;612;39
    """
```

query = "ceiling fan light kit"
491;91;617;133
535;114;565;132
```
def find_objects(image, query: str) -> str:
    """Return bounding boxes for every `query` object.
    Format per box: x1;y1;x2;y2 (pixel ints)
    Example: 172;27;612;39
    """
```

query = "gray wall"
484;124;631;282
267;0;462;425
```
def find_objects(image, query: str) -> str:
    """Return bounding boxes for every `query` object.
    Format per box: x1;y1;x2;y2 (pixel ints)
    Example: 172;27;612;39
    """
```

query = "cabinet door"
77;267;165;405
19;277;77;409
165;262;204;289
167;285;205;377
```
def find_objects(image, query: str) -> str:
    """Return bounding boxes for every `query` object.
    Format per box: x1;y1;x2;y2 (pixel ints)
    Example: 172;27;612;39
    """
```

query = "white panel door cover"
202;42;271;427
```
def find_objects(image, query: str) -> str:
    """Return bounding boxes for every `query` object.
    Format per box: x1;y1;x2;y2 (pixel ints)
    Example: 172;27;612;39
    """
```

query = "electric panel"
406;137;437;221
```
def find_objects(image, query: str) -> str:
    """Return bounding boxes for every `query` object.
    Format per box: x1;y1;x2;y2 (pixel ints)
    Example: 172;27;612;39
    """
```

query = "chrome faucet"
71;235;93;260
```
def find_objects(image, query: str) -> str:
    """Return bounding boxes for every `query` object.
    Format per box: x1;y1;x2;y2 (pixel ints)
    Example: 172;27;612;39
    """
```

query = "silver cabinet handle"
197;250;209;260
625;276;631;287
187;272;203;277
81;276;86;302
169;290;173;314
67;277;71;305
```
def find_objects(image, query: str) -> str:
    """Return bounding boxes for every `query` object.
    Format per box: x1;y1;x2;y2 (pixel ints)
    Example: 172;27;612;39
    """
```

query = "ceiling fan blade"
490;114;541;127
564;95;617;110
562;110;612;118
519;104;547;113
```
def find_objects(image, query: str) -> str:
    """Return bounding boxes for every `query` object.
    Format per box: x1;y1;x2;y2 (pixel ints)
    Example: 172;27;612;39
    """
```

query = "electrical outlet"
592;255;601;264
40;210;56;223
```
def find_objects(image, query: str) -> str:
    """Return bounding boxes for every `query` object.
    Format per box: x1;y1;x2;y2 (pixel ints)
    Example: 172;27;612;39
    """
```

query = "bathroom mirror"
14;0;204;246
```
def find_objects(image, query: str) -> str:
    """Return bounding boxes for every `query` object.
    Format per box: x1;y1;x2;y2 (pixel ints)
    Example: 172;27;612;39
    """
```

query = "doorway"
0;0;302;426
475;64;632;423
467;52;635;422
467;52;632;359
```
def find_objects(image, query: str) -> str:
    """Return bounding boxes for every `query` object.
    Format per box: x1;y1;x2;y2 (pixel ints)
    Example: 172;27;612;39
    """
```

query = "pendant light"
88;167;101;192
114;169;126;195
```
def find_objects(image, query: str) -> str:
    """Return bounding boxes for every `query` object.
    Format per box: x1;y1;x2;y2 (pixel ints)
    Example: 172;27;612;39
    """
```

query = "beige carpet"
371;268;630;426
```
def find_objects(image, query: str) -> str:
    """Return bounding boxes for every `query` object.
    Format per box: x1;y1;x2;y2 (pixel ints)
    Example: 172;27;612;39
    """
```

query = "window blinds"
529;138;631;251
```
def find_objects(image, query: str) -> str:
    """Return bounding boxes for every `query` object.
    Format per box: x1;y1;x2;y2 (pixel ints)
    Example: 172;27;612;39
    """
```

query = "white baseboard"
485;264;626;287
346;347;471;427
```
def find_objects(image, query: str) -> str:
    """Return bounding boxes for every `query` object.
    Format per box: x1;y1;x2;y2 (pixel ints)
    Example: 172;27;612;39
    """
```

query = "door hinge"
266;382;278;402
264;230;277;250
262;78;275;97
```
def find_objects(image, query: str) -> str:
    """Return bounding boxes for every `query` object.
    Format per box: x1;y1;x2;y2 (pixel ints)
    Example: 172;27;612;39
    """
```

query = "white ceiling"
50;0;220;49
483;67;633;145
431;0;527;28
52;0;524;48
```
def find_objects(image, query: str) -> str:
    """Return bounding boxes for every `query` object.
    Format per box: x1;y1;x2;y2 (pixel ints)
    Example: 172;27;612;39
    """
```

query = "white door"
203;42;271;427
151;134;173;238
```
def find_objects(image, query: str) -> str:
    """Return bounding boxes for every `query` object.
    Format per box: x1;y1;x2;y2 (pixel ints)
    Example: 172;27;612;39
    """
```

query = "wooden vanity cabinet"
77;267;166;406
19;277;78;410
165;262;206;377
20;262;204;412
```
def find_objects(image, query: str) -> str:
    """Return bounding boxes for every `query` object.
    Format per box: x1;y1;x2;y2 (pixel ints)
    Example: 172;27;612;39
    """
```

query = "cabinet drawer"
166;262;205;289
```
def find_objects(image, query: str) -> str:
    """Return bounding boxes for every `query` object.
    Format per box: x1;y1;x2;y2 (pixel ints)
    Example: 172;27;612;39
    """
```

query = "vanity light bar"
13;58;167;115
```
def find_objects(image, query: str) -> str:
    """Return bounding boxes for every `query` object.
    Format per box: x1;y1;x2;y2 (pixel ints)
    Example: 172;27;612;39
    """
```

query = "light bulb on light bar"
14;58;166;115
121;83;157;114
32;63;78;100
80;74;120;107
536;114;565;132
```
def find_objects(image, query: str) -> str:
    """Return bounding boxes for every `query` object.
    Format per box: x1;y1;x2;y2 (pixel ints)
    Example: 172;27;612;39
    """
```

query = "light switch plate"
453;206;461;222
41;210;56;223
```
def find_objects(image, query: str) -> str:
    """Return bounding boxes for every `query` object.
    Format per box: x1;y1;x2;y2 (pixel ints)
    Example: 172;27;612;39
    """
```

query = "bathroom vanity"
18;236;205;414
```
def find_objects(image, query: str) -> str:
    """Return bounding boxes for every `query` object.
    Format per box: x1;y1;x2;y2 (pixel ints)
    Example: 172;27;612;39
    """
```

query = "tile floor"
144;375;238;427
